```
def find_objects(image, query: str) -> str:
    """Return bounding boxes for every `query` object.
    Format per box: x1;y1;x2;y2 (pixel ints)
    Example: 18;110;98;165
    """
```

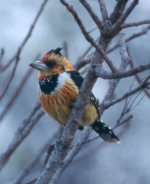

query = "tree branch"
0;0;49;100
12;130;61;184
127;47;150;98
0;102;43;171
98;0;112;35
60;0;116;72
110;0;128;24
35;0;114;182
98;0;109;22
75;37;99;70
108;25;150;53
76;24;150;71
100;33;129;113
49;128;91;184
103;76;150;109
111;0;139;35
5;1;148;184
79;0;103;31
94;63;150;79
0;68;33;122
0;48;4;66
121;19;150;29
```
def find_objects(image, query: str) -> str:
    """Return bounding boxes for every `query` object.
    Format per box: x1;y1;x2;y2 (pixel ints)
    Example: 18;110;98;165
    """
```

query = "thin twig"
0;48;5;66
94;63;150;79
98;0;112;36
79;0;103;31
0;0;49;100
130;93;146;110
127;47;150;98
103;76;150;109
115;98;131;126
110;0;128;24
121;20;150;29
49;128;91;184
75;114;132;163
0;68;33;122
87;26;98;34
114;114;133;129
111;0;139;36
84;114;133;146
128;89;142;110
60;0;116;72
119;33;130;65
134;74;150;98
0;102;43;171
35;0;113;182
108;25;150;53
100;33;129;113
75;58;91;71
75;37;99;70
98;0;109;22
33;1;148;183
12;130;61;184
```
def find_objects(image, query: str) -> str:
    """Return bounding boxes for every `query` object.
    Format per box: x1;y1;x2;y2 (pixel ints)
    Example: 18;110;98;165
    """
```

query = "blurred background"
0;0;150;183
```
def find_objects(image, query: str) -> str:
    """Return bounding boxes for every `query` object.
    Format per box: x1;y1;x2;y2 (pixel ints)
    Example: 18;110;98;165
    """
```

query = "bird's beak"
29;61;49;71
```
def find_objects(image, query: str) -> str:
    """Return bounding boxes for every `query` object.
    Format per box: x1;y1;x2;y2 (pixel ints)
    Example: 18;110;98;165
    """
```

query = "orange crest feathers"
42;48;75;71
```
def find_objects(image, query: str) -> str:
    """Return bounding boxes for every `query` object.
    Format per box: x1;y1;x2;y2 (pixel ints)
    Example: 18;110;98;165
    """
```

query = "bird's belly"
39;93;72;126
39;83;78;126
39;85;98;126
81;102;98;125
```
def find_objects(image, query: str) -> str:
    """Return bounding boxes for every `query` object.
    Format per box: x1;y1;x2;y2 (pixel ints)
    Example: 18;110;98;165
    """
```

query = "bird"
30;47;120;143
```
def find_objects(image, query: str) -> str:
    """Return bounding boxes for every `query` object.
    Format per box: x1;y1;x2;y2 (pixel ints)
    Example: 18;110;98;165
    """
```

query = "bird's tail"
91;119;120;143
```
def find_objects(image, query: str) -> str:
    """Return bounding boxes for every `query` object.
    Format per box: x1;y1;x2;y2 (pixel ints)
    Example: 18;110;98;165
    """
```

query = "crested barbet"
30;48;120;143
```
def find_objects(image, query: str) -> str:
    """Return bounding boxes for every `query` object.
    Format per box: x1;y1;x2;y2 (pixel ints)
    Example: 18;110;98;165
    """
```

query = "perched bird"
30;48;119;143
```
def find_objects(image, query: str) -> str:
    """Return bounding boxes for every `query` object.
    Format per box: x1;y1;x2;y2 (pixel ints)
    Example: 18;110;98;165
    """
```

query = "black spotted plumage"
39;75;58;95
68;71;119;142
68;71;83;88
68;71;100;118
91;119;120;143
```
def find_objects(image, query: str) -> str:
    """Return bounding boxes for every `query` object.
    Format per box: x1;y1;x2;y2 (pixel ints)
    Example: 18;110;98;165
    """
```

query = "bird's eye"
45;61;57;68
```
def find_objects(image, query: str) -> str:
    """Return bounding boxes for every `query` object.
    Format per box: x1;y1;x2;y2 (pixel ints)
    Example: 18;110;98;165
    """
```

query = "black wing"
68;70;84;89
68;71;100;118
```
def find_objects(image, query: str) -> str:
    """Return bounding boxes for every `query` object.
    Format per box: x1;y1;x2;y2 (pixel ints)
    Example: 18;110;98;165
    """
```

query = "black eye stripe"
45;61;57;68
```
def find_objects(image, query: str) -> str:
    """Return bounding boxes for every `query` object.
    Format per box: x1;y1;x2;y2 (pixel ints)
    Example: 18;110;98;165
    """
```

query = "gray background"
0;1;150;183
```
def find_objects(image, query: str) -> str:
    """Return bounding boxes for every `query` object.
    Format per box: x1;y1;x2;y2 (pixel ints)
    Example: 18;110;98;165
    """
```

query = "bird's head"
30;48;75;80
